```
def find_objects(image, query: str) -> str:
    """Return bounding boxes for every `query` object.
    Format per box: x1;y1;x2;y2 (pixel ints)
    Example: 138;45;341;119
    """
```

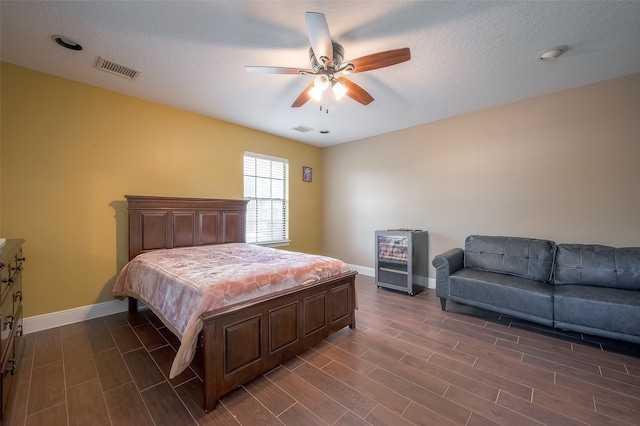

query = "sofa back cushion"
464;235;556;282
554;244;640;290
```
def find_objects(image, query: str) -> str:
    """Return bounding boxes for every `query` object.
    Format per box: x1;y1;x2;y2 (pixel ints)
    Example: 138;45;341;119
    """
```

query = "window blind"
243;152;289;245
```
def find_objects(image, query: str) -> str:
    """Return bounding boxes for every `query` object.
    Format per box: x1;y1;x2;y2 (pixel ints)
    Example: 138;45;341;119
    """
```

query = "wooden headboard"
126;195;249;260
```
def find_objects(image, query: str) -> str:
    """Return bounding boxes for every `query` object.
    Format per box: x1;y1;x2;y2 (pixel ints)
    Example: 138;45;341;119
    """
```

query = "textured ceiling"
2;1;639;147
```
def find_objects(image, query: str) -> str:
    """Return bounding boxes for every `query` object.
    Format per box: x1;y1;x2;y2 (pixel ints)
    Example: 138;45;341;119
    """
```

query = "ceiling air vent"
96;57;140;80
291;125;314;133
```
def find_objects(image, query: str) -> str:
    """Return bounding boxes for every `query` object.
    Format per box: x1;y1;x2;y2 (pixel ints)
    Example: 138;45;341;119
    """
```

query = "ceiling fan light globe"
332;80;348;99
309;85;324;102
313;74;330;91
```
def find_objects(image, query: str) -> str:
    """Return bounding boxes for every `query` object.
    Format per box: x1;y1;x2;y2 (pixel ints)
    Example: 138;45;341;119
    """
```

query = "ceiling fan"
245;12;411;108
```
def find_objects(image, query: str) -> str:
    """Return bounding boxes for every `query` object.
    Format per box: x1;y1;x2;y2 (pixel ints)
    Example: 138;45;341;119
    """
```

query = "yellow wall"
323;73;640;273
0;62;323;318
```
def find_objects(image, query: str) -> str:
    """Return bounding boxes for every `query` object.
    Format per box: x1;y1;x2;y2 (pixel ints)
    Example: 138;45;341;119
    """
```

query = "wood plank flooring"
4;274;640;425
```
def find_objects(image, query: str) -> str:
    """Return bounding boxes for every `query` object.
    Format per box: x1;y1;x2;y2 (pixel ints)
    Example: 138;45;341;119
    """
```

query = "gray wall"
322;73;640;275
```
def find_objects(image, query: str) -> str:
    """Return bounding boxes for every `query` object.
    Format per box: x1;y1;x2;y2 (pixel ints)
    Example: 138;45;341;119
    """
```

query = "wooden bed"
123;195;357;412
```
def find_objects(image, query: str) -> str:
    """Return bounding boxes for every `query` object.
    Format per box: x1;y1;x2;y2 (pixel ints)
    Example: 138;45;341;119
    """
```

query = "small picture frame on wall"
303;166;312;182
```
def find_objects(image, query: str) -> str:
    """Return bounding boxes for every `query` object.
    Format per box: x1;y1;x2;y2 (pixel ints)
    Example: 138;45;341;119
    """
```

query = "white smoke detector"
540;46;568;60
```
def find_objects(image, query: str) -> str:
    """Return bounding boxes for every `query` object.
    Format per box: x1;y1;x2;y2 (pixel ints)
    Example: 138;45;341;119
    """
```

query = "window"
243;152;289;245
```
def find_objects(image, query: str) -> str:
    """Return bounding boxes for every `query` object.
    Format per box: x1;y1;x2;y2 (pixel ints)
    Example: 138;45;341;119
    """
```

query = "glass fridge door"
377;234;409;287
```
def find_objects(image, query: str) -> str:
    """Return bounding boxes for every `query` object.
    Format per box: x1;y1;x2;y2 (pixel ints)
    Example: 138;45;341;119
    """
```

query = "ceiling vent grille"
291;125;314;133
96;57;140;80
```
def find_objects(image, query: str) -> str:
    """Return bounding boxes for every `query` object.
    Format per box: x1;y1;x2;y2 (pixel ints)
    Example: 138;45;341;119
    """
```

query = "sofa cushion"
449;269;554;325
554;244;640;290
554;285;640;339
464;235;556;282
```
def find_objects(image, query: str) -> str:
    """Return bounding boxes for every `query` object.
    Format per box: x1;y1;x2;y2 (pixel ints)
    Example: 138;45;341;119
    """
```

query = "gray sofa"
432;235;640;344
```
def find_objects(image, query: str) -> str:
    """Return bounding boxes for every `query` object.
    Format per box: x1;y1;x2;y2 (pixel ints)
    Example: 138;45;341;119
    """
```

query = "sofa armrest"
432;248;464;301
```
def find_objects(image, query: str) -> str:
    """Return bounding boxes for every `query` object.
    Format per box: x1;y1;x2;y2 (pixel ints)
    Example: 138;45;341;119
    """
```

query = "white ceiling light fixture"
308;74;349;102
540;45;568;60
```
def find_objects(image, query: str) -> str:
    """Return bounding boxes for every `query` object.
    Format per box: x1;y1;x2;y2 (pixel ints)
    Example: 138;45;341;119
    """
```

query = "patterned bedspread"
113;243;350;377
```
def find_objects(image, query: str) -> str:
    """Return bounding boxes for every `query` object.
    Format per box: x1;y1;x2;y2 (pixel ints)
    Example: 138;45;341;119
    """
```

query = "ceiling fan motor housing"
309;42;344;73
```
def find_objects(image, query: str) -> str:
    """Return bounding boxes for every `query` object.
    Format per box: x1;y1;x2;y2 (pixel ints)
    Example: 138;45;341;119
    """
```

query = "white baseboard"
348;264;436;289
348;264;375;277
424;277;437;289
24;267;435;334
23;298;131;334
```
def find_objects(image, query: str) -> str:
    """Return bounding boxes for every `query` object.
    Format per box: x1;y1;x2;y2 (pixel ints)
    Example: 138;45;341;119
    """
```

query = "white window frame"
243;152;290;247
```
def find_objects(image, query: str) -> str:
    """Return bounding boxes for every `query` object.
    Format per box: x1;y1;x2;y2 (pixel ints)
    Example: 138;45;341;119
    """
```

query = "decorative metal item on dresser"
0;239;25;421
375;230;428;296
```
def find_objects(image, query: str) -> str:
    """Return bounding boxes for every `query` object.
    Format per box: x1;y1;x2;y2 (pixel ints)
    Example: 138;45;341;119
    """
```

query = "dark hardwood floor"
5;274;640;425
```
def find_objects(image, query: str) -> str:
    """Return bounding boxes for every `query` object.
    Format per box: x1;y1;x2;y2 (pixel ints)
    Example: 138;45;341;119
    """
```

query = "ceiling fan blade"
305;12;333;66
291;82;315;108
345;47;411;73
337;77;374;105
245;66;312;75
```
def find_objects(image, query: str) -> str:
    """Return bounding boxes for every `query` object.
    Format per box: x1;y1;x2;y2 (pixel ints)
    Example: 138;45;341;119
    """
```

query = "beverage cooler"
375;230;429;296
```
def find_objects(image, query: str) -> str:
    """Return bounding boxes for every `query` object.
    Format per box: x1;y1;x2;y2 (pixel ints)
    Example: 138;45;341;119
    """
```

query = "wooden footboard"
199;271;357;412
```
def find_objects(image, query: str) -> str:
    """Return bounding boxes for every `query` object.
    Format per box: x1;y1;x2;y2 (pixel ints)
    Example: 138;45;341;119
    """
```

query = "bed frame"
124;195;357;411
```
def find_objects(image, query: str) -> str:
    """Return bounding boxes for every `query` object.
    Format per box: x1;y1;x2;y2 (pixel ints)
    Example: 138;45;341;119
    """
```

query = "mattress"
113;243;350;377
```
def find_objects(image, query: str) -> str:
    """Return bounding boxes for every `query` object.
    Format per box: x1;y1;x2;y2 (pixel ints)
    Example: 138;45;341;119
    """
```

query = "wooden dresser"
0;239;25;421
